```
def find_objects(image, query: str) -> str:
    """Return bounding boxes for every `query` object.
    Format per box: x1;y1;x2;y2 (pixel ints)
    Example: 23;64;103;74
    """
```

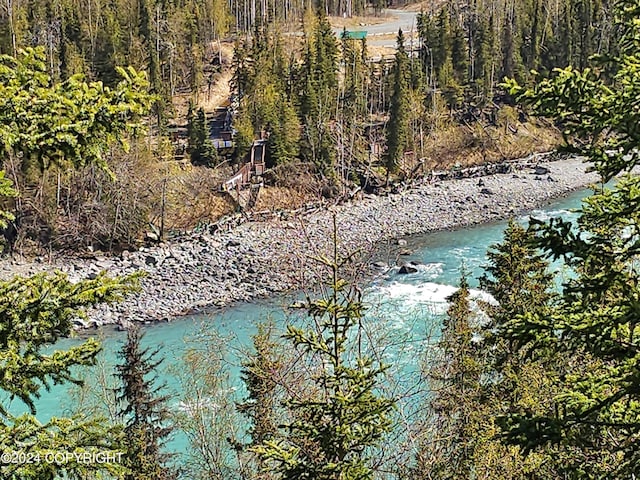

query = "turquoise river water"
6;187;591;463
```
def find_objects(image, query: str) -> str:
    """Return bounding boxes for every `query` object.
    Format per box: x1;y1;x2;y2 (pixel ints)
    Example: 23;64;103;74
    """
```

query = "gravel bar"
0;156;600;328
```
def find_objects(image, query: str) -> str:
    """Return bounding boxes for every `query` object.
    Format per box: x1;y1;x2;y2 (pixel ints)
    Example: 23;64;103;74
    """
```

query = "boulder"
534;165;550;175
396;239;408;247
398;264;418;274
480;188;494;195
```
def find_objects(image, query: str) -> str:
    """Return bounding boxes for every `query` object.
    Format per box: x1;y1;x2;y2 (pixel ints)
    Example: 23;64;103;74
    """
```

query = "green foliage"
116;325;174;480
385;30;410;177
0;170;17;229
298;9;339;176
504;60;637;181
493;1;640;476
418;0;617;106
339;35;370;174
238;322;283;448
187;103;218;166
0;47;153;178
0;270;140;479
425;275;484;479
480;220;556;323
0;271;140;413
424;220;620;478
237;321;286;479
254;222;394;479
232;28;300;167
0;414;126;479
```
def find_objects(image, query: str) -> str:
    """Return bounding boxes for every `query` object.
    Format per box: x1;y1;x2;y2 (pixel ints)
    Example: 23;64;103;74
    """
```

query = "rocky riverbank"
0;155;600;328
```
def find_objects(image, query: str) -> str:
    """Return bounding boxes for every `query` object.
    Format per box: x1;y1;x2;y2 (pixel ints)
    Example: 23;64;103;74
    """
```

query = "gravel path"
0;156;600;328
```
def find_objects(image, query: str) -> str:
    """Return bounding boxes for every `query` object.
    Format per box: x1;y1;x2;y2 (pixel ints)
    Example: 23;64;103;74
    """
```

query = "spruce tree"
238;322;283;448
425;275;484;479
254;219;394;479
116;325;174;480
497;1;640;474
237;322;286;479
298;9;339;179
0;272;139;479
384;29;410;178
451;18;469;84
433;7;452;75
480;220;556;326
187;104;217;166
476;220;617;477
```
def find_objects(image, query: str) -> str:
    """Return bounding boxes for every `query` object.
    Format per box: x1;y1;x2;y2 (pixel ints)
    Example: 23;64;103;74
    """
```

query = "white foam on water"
368;279;499;335
450;246;472;257
385;262;444;280
526;208;575;222
372;281;496;316
378;281;456;314
414;262;444;278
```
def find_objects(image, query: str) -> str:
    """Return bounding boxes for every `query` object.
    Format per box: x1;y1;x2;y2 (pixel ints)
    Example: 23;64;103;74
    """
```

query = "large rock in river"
398;264;418;274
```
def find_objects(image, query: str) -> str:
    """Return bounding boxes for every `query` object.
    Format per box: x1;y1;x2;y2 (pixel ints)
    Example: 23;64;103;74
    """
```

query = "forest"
0;0;639;478
0;0;620;252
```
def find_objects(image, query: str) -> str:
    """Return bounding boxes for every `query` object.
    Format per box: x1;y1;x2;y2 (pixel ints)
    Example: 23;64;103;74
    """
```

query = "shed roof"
341;30;367;40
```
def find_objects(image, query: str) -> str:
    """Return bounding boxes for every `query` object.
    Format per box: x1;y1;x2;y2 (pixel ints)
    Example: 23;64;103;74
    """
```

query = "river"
7;187;589;464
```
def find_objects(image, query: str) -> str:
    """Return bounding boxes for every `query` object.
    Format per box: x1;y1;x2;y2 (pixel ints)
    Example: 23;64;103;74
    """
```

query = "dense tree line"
418;0;618;108
0;0;231;118
0;0;624;202
230;0;621;193
0;0;384;109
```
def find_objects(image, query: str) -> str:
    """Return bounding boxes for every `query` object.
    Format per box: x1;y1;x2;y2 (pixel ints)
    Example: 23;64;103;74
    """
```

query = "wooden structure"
222;139;267;198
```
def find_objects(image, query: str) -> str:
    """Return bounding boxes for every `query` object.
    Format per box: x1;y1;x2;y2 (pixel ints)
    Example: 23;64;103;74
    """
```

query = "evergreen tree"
433;7;452;75
472;15;495;100
498;1;640;474
425;275;484;479
477;220;621;477
0;253;139;479
187;103;217;166
238;322;283;448
385;29;410;178
116;325;174;480
269;100;300;166
298;9;339;179
0;47;152;177
480;220;556;324
450;18;469;83
339;33;370;178
237;322;285;479
417;11;436;84
254;220;394;479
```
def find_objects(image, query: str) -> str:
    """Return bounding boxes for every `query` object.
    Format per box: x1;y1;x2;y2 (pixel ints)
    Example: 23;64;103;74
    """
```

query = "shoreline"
0;155;599;328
